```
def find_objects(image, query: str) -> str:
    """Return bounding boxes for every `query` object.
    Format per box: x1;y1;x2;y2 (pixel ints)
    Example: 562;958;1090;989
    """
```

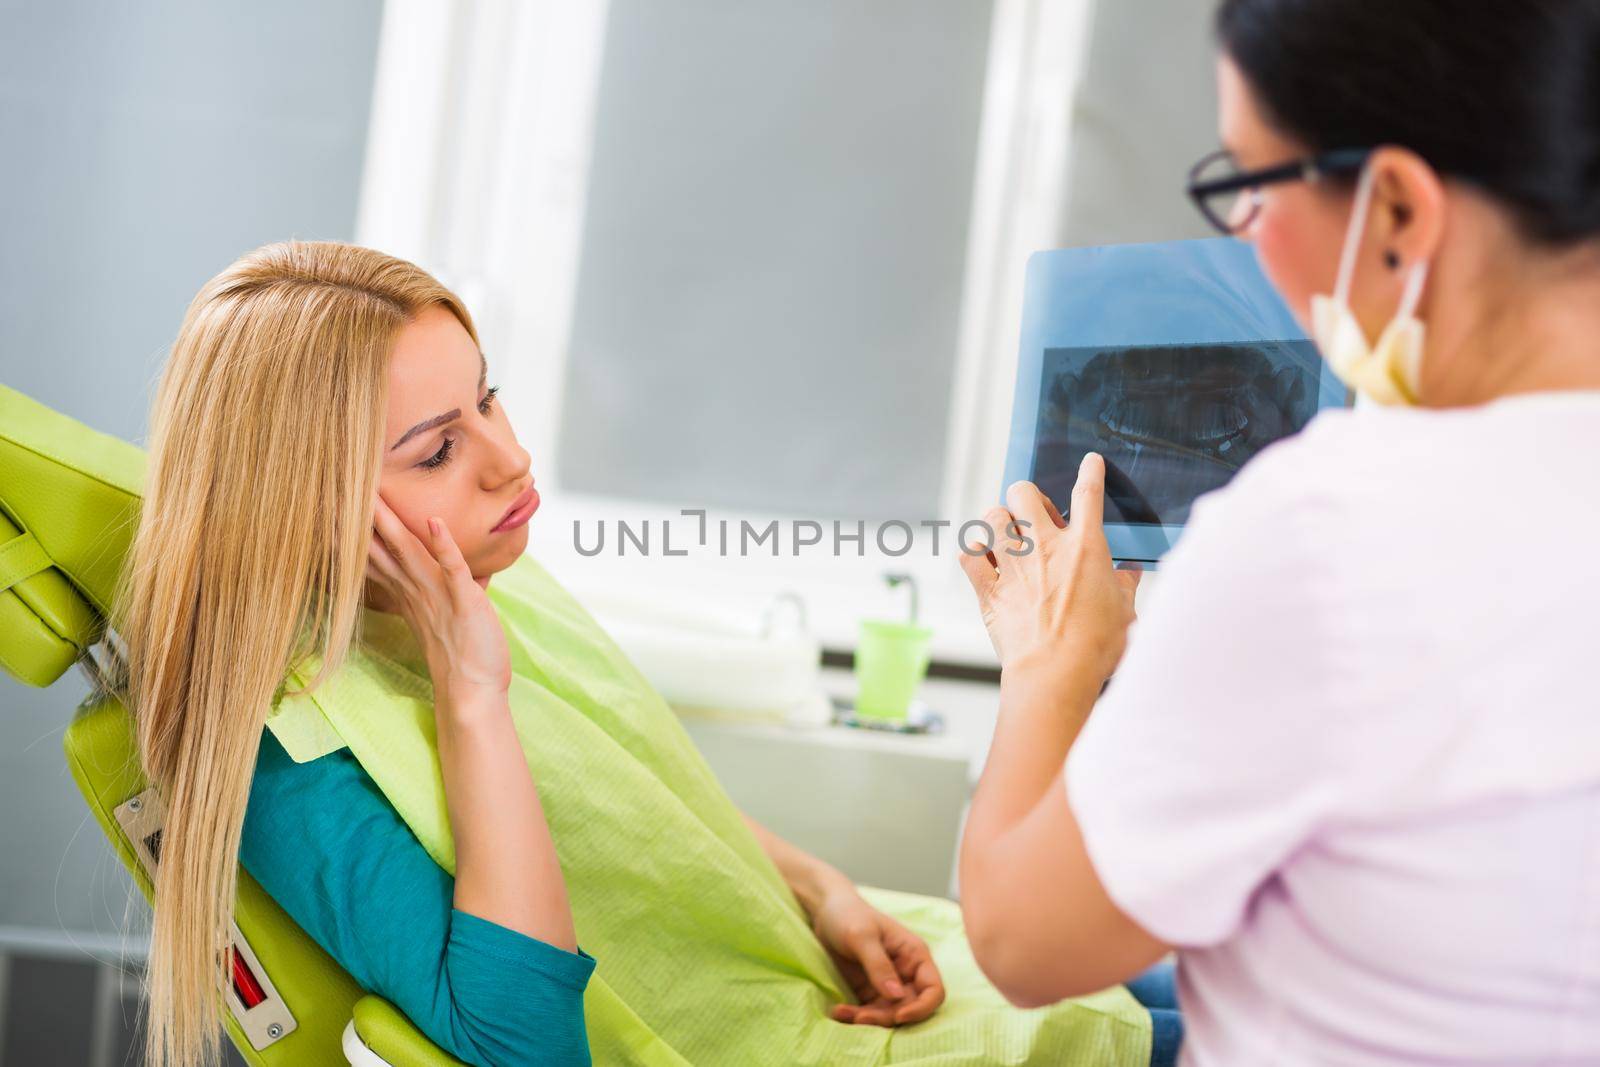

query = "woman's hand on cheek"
367;491;512;701
958;452;1140;681
814;889;945;1026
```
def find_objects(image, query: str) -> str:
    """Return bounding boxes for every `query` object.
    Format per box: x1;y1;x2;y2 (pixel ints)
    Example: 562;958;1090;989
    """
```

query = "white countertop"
675;664;1003;786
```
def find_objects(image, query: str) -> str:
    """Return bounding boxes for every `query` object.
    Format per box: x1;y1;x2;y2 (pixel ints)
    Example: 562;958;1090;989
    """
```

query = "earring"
1383;249;1401;270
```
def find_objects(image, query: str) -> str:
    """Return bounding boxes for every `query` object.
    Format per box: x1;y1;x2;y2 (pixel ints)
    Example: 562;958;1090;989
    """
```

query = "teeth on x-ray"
1096;394;1249;444
1031;341;1321;527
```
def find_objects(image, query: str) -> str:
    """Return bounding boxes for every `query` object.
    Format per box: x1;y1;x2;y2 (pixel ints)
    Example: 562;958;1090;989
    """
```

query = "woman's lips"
491;485;540;532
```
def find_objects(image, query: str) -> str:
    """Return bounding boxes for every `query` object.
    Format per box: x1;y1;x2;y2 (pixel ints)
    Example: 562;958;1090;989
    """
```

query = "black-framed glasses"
1186;146;1371;234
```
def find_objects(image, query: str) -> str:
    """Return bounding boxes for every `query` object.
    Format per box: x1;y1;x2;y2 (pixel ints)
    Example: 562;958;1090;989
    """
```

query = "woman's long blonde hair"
105;240;475;1067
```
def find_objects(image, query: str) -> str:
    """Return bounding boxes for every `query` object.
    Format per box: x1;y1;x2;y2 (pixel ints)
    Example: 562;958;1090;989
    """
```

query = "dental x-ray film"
1002;238;1350;563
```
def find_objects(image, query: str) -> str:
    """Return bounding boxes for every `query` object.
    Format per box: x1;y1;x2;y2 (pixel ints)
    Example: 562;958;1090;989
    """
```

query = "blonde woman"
112;242;955;1067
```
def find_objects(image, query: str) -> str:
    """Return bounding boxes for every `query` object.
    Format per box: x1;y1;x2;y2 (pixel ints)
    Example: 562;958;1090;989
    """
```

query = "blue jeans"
1125;960;1184;1067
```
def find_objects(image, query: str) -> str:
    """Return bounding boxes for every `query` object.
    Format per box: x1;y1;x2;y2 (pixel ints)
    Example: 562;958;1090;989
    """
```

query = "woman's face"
1214;54;1359;333
377;304;536;589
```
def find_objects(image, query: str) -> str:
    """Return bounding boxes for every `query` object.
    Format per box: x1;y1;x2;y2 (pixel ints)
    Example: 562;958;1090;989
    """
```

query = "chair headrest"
0;384;145;687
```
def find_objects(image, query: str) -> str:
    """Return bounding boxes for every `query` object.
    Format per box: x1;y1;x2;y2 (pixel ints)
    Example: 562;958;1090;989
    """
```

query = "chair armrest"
347;996;468;1067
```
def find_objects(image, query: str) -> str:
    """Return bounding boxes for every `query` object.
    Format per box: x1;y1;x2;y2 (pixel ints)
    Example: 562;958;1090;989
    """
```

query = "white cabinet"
677;667;1001;898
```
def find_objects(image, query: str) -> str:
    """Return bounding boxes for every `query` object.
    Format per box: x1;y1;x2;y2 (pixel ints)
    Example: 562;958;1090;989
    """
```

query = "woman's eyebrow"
389;352;488;452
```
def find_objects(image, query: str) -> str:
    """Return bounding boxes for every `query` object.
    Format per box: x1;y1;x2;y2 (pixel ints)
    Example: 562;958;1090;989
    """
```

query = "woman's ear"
1370;146;1447;271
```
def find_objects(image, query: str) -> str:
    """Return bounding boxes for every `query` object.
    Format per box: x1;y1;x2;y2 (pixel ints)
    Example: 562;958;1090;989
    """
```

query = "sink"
579;588;827;724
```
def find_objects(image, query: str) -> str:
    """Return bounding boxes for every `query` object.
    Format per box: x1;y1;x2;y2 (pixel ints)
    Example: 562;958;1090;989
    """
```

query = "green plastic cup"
852;619;934;720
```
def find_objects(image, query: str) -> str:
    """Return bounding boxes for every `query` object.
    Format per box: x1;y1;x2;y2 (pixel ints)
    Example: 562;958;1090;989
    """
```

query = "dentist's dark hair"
1215;0;1600;246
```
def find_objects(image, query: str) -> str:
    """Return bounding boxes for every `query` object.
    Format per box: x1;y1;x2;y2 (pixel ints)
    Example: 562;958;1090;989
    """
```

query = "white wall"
0;0;383;944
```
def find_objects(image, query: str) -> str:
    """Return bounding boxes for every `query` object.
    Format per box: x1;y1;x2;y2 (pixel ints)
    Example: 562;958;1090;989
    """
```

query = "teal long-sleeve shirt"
238;726;595;1067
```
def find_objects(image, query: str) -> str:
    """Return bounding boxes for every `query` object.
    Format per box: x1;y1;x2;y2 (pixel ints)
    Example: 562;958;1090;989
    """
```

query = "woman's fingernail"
427;517;440;537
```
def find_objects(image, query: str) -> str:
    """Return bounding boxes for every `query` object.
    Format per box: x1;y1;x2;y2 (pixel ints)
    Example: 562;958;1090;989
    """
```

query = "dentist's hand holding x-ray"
961;454;1140;682
955;456;1171;1002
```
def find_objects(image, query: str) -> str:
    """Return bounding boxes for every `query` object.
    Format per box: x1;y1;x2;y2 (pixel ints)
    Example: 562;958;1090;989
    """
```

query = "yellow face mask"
1309;160;1431;406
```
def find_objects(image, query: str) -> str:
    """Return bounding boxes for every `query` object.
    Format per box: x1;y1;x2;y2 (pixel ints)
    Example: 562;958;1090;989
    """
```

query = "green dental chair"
0;383;464;1067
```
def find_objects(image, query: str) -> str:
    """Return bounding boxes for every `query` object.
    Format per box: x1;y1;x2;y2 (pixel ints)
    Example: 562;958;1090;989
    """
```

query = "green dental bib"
267;553;1149;1066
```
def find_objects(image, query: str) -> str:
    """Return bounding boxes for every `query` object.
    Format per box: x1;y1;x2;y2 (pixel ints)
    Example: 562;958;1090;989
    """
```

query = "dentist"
957;1;1600;1065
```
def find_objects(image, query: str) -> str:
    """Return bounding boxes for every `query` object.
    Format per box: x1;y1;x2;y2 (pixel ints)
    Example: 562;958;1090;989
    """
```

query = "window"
358;0;1103;665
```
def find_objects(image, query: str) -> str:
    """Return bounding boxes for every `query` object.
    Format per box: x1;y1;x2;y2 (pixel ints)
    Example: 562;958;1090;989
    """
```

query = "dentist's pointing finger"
1068;452;1107;535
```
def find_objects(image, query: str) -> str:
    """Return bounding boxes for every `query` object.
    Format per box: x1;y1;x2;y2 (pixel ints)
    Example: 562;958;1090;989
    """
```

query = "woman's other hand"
814;888;946;1026
367;492;512;700
959;452;1140;681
